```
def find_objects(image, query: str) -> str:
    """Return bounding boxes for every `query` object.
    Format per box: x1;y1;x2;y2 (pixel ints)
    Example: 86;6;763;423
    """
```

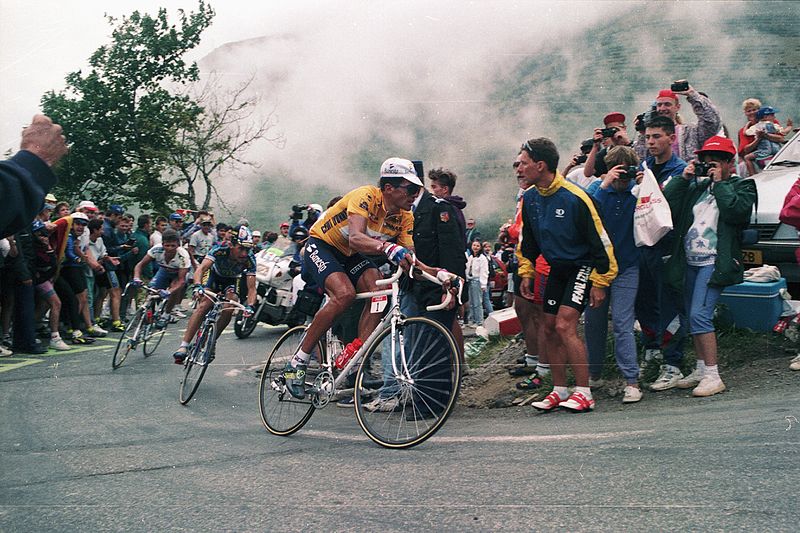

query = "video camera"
290;204;308;221
635;104;658;133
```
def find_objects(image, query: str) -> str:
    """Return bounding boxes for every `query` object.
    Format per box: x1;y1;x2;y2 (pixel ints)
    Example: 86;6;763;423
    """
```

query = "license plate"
741;249;762;265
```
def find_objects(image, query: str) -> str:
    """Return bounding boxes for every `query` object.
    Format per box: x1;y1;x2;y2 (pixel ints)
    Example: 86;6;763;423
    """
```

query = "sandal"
516;372;543;390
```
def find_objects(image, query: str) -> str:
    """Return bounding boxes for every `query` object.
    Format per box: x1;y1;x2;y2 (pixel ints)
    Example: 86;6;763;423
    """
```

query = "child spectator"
584;146;642;402
743;106;787;175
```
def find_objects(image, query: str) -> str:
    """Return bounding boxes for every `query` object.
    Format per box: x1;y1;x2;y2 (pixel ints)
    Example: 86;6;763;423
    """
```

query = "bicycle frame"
318;267;457;396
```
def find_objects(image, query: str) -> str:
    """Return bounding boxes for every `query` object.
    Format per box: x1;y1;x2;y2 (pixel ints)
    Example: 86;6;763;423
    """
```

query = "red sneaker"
560;392;595;412
531;391;563;412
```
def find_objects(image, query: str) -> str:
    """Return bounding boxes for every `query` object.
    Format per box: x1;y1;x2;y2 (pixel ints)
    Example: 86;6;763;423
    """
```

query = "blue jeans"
635;246;686;366
467;279;484;325
684;263;722;335
379;292;419;398
482;285;494;317
585;265;640;384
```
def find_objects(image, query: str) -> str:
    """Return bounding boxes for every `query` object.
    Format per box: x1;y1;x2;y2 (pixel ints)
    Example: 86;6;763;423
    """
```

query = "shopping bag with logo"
633;163;673;247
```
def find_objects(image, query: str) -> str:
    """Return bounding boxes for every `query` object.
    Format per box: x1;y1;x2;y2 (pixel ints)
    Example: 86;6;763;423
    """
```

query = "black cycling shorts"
542;265;592;315
302;237;377;290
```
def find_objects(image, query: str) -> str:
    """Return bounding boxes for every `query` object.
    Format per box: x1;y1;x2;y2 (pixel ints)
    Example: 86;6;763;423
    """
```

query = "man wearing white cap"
278;157;439;399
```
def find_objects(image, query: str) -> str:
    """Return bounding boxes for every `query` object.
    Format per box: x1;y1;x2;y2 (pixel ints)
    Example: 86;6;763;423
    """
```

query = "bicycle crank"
311;370;335;408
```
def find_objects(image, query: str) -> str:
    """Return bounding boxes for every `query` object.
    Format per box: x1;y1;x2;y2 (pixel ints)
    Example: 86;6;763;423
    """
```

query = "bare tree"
168;73;285;211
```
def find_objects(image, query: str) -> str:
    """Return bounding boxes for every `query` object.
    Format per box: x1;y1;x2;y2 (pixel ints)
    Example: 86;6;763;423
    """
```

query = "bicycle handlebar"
373;255;464;312
121;282;163;299
198;288;249;312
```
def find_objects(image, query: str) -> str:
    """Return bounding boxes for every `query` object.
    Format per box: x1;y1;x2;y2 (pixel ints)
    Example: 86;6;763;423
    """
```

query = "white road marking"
299;429;654;444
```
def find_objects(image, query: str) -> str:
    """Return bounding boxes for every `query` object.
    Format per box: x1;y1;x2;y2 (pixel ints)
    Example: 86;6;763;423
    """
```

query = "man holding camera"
583;112;631;179
633;82;721;162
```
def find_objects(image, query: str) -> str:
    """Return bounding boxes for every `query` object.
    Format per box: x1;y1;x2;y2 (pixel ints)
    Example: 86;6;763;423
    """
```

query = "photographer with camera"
633;81;721;162
583;112;632;180
563;138;597;189
288;203;323;238
584;146;643;403
662;136;756;398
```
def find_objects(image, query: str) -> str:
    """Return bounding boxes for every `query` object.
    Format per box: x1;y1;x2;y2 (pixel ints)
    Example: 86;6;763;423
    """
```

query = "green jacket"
663;174;757;291
132;228;152;278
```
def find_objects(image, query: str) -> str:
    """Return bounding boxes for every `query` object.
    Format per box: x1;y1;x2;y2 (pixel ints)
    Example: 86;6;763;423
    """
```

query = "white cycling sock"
704;364;720;379
575;386;592;399
180;341;189;348
524;354;538;366
553;386;569;400
696;359;706;375
536;362;550;376
291;349;311;368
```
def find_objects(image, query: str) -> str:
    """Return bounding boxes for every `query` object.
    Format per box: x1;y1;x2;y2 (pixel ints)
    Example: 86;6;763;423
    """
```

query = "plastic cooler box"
718;278;786;332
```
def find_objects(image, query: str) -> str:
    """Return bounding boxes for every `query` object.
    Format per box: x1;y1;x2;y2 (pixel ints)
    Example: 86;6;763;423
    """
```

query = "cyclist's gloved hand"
131;278;143;287
382;243;409;266
158;289;171;299
193;284;205;297
243;305;255;318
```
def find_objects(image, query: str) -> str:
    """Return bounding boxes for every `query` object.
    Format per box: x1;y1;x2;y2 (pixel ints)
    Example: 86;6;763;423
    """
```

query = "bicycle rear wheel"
112;308;143;369
354;316;461;449
143;303;166;356
179;323;215;404
258;325;324;436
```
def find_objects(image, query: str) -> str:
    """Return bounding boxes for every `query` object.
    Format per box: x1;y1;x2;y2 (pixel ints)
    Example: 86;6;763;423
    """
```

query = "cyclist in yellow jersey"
281;158;433;399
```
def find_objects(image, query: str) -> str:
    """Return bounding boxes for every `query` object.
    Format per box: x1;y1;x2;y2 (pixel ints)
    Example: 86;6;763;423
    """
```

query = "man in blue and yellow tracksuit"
515;137;617;413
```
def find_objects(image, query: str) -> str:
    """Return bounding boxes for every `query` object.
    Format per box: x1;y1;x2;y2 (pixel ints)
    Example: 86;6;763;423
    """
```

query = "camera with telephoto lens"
575;154;588;164
600;127;619;138
694;161;712;177
635;104;658;133
620;166;638;181
290;204;308;221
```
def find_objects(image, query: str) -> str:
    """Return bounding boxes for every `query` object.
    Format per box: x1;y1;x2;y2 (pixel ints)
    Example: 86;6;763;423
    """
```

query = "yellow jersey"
310;185;414;256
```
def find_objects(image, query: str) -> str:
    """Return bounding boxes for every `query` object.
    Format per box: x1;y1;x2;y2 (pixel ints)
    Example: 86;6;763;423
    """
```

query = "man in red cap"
583;112;631;179
633;83;721;163
662;136;756;397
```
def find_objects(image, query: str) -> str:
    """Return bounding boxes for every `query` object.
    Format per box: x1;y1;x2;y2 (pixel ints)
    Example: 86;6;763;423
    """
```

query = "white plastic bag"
633;163;672;247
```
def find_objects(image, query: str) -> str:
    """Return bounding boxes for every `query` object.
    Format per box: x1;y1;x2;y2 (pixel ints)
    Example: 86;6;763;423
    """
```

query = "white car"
745;129;800;282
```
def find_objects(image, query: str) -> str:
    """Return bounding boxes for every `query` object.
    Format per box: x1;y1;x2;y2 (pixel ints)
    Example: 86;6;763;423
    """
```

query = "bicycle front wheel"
258;325;324;436
143;304;166;356
112;308;144;369
354;316;461;449
179;323;215;404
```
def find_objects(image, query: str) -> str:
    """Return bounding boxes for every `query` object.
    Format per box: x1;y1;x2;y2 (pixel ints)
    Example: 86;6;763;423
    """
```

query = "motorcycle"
233;246;305;338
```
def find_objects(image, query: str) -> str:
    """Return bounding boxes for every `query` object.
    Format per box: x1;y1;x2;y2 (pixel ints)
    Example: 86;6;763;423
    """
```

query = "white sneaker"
172;310;187;319
0;344;12;357
87;324;108;337
649;365;684;392
50;336;71;351
790;354;800;371
622;385;643;403
364;396;401;412
692;376;726;397
676;368;703;389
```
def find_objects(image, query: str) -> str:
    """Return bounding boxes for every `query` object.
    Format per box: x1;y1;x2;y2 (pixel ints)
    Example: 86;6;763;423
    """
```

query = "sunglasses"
396;183;421;196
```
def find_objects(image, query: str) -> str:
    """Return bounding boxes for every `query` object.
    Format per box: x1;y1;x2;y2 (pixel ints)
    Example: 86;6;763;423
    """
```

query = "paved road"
1;322;798;531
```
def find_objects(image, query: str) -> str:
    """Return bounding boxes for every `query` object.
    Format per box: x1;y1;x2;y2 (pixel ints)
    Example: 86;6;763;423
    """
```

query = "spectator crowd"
2;79;798;410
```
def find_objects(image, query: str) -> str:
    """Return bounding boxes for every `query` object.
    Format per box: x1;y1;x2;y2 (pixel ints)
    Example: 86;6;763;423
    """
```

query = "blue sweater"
592;183;639;274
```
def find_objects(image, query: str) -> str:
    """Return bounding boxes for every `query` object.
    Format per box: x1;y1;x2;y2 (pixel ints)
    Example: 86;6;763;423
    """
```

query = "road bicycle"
258;266;462;449
112;284;169;369
179;288;248;404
